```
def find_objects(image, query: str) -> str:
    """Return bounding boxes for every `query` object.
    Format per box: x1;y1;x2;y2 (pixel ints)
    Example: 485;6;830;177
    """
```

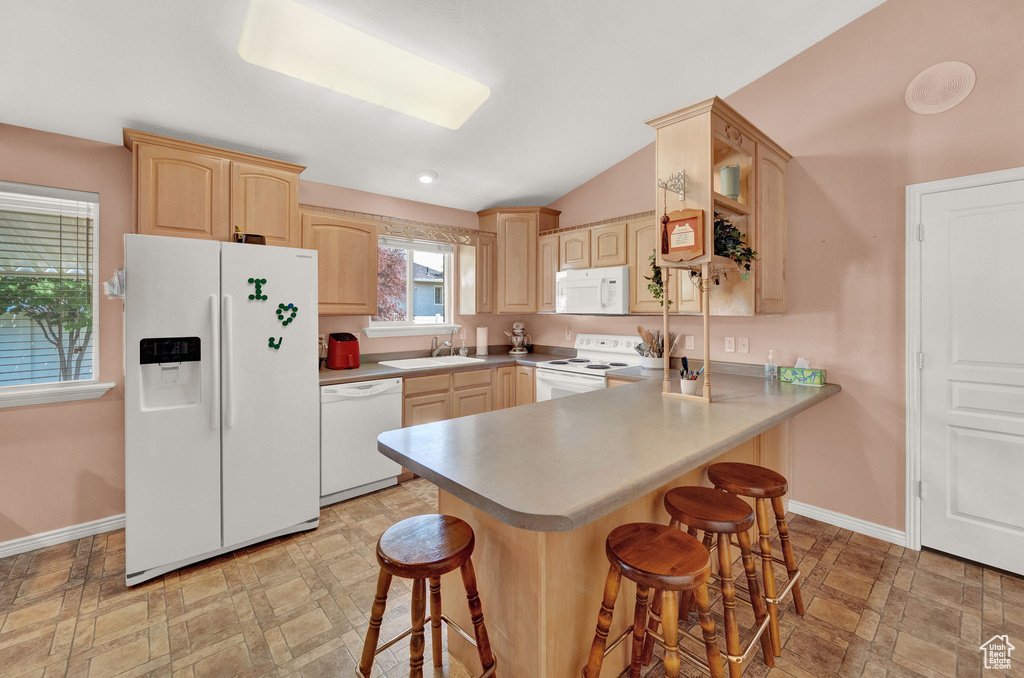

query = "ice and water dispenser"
138;337;202;409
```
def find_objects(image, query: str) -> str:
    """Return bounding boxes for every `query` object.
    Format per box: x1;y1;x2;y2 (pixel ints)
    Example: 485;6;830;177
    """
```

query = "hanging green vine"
714;212;757;275
644;253;672;307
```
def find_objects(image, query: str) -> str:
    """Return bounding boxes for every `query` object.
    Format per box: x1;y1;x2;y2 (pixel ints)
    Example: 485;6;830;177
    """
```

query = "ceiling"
1;1;886;213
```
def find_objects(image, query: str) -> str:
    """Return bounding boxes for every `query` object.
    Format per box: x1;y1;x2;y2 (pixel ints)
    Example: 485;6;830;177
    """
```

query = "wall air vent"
905;61;976;114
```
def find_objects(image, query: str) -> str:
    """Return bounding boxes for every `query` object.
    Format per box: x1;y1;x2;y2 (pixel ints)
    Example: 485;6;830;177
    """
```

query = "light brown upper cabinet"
478;207;559;314
124;129;304;246
559;230;591;270
537;233;559;313
645;97;790;315
300;210;378;315
590;222;627;267
458;235;496;315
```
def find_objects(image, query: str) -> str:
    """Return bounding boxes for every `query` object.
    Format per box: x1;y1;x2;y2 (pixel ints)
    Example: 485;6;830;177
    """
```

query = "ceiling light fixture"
416;170;438;184
237;0;490;130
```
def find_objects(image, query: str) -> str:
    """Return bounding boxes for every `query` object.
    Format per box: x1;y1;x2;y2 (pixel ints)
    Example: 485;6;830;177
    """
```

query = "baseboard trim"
788;501;908;548
0;514;125;560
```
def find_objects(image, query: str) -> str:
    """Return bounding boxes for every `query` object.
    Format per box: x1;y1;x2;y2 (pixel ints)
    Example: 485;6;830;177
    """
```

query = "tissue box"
779;367;826;387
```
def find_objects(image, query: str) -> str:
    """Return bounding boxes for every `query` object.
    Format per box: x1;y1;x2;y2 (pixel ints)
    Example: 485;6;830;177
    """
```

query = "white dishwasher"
320;378;404;505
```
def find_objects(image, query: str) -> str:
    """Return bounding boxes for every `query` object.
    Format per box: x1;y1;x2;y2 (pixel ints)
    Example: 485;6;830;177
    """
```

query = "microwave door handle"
599;279;609;308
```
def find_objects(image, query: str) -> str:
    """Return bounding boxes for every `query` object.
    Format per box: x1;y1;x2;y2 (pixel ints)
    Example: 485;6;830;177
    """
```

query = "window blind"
0;182;99;388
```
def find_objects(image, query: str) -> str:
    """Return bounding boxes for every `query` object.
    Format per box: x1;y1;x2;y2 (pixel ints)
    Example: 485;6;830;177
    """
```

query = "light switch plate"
685;335;694;350
724;337;735;353
738;338;749;353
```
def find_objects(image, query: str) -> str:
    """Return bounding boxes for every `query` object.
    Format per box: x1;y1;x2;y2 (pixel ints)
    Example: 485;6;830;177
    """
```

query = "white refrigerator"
124;234;319;586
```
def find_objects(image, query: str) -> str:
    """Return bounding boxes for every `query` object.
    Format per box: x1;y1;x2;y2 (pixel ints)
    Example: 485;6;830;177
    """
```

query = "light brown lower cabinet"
515;366;535;406
452;369;493;418
606;377;634;387
493;366;516;409
403;392;451;427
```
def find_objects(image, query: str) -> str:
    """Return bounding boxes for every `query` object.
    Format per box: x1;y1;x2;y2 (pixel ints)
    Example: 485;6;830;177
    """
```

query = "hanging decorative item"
276;303;298;326
268;336;283;350
248;277;268;300
657;170;685;200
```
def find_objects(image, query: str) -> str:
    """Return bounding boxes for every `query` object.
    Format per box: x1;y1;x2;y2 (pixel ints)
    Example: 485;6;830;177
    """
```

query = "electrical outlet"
738;338;749;353
565;325;572;341
724;337;735;353
460;327;466;340
318;335;328;355
684;335;694;350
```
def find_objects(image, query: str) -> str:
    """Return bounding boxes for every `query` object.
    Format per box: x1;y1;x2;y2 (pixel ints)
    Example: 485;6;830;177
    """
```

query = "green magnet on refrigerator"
276;303;297;325
248;276;268;301
268;336;283;350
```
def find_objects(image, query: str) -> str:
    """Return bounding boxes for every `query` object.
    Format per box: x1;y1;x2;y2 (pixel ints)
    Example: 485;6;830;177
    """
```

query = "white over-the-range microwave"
554;265;630;315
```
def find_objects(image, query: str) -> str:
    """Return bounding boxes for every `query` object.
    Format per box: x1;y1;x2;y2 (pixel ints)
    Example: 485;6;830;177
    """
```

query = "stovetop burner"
586;364;613;370
548;360;569;365
609;362;628;367
569;358;591;363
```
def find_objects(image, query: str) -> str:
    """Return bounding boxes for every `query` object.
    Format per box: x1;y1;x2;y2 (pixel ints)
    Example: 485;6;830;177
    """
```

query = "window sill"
362;324;461;339
0;381;116;409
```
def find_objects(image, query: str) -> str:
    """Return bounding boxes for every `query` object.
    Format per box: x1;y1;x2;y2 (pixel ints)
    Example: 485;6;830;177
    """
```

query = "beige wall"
533;0;1024;530
0;124;132;542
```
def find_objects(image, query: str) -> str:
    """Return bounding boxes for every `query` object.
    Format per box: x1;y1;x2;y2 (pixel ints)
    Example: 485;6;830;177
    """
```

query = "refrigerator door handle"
209;294;219;431
222;294;234;428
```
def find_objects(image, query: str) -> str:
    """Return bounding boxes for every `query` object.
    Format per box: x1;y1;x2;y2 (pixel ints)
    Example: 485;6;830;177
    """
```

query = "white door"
919;175;1024;575
220;242;320;547
124;235;222;576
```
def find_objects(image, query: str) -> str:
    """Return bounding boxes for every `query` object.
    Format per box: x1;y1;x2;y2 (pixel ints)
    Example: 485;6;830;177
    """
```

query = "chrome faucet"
430;336;451;357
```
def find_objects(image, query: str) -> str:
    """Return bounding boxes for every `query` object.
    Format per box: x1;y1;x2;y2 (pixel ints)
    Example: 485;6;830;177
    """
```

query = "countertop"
318;351;563;386
377;373;841;532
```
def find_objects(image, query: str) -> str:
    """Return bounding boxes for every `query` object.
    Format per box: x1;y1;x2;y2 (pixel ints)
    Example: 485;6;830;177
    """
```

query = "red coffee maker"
326;332;360;369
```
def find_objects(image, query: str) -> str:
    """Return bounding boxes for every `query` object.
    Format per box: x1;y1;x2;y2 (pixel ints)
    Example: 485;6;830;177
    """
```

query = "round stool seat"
664;486;755;534
376;514;475;579
606;523;710;591
707;462;788;499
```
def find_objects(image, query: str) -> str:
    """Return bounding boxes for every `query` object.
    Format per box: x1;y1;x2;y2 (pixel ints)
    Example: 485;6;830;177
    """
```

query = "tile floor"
0;480;1020;678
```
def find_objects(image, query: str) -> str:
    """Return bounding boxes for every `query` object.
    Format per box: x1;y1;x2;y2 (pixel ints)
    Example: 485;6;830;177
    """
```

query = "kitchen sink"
377;355;485;370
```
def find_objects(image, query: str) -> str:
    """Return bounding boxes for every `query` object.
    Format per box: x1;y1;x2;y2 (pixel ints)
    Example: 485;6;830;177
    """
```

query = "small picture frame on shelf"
660;209;703;263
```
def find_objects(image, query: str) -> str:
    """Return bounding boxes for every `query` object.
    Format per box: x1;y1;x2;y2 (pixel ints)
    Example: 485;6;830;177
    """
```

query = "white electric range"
535;334;644;401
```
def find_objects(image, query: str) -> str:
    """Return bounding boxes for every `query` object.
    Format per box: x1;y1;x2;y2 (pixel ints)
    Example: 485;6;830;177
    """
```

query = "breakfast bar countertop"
378;373;841;532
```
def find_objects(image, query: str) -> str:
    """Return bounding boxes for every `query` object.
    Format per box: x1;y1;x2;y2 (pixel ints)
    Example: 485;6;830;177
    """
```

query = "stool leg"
661;591;680;678
755;499;781;656
772;496;805;616
358;569;393;677
429;576;443;669
693;583;724;678
629;585;649;677
410;578;427;678
585;565;621;678
460;557;496;674
639;585;661;666
679;526;698;627
716;534;742;678
737;529;774;668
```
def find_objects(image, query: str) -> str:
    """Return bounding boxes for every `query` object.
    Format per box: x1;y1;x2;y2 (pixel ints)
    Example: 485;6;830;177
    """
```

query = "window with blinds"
0;181;99;389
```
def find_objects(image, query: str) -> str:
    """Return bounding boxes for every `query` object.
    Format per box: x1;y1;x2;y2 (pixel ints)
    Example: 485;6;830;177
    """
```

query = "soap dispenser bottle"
765;350;778;381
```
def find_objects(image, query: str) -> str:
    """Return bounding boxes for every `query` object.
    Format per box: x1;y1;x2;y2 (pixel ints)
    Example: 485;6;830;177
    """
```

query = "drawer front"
453;368;492;390
404;373;452;396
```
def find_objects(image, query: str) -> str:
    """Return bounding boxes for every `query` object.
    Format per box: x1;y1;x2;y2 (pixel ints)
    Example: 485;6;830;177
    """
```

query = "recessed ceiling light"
416;170;438;184
237;0;490;130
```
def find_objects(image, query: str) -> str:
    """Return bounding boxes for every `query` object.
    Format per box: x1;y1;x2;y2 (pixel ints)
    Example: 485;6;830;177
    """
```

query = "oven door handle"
536;369;606;386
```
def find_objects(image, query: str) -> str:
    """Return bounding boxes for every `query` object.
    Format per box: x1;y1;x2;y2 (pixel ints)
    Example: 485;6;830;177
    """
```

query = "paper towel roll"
476;326;489;356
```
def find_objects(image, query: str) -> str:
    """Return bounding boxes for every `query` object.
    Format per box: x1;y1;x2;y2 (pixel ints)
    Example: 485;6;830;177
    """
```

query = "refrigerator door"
220;242;320;547
124;235;222;576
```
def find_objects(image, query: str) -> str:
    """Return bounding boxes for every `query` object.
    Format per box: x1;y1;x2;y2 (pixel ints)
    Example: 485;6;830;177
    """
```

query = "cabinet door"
230;162;300;248
477;235;496;314
493;366;516;409
496;213;538;313
301;211;378;315
591;223;627;267
559;230;591;270
403;392;451;426
137;143;230;240
627;217;663;314
675;268;702;314
452;386;492;418
537;233;559;313
756;145;787;314
515;366;535;406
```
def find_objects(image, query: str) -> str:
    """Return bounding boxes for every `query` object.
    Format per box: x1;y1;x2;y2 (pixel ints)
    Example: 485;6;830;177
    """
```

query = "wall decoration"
248;277;268;300
268;336;283;350
276;303;298;326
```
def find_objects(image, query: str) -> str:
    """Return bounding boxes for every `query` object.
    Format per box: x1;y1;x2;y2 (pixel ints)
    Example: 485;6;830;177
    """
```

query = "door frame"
904;165;1024;551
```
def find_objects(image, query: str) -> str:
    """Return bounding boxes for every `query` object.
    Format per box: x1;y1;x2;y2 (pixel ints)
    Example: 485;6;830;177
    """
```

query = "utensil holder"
640;356;662;369
680;378;702;395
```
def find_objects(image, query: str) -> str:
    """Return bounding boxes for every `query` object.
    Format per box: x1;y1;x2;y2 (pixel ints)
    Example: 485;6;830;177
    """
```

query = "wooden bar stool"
583;523;724;678
707;463;805;657
358;514;497;678
642;486;774;678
